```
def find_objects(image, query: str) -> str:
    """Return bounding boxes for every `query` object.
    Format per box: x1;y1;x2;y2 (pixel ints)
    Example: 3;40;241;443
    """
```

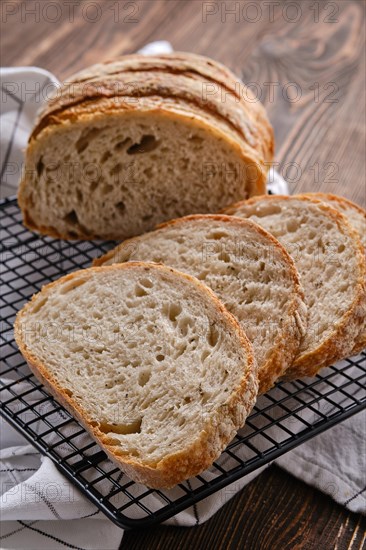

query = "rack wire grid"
1;196;365;529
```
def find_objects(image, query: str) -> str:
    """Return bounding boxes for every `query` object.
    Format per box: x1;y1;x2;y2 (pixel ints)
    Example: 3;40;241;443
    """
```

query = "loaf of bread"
95;215;307;393
15;263;258;488
18;52;273;240
303;192;366;354
223;195;366;377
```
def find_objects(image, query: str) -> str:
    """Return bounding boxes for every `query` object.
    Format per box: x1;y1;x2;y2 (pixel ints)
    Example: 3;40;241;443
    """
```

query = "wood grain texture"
120;466;366;550
1;1;365;548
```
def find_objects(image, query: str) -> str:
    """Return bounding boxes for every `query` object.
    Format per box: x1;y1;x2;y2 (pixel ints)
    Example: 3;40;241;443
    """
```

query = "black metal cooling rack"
1;196;365;530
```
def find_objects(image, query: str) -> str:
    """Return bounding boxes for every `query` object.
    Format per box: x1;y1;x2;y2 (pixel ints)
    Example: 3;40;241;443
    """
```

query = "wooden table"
1;1;365;548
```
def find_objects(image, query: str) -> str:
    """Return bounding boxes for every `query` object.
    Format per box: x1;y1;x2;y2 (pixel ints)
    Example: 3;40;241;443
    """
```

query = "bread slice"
18;52;273;240
223;195;366;377
95;215;307;393
14;263;258;489
303;193;365;250
303;193;366;354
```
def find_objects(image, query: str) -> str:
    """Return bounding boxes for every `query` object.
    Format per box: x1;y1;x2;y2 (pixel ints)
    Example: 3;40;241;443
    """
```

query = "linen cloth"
1;41;365;550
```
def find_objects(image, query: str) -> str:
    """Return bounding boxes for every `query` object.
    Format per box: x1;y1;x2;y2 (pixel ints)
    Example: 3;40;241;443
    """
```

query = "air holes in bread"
36;158;44;177
63;210;79;226
76;189;83;204
31;297;48;313
102;183;114;195
115;201;126;214
135;284;148;297
143;167;153;178
138;370;151;387
174;345;186;359
110;163;122;176
59;278;87;294
164;303;182;323
178;317;194;337
254;205;282;217
101;151;111;164
127;135;159;155
207;231;229;240
208;324;219;347
76;128;102;154
286;219;299;232
218;251;230;262
114;138;132;151
99;419;142;435
139;278;153;289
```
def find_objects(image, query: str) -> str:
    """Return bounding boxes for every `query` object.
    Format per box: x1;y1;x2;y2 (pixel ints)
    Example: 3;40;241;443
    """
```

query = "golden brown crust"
94;214;307;394
302;193;366;356
223;194;366;375
33;72;252;145
14;262;258;489
34;52;273;161
349;335;366;356
303;192;366;221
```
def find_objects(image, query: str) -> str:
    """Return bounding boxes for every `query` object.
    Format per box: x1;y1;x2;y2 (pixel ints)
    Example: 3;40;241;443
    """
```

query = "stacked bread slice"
15;263;258;488
18;52;273;241
223;194;366;377
303;193;366;354
304;193;366;250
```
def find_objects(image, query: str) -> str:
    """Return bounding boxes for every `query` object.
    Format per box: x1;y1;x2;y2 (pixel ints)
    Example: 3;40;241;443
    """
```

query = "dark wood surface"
1;1;365;548
121;466;366;550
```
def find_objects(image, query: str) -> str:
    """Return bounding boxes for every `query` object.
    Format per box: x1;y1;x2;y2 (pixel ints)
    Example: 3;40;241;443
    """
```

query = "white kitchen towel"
1;41;365;550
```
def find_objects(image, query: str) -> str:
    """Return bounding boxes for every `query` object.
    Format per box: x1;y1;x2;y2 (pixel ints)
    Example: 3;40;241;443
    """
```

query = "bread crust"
223;195;366;376
94;214;307;394
33;52;273;159
302;192;365;252
303;193;366;222
14;262;258;489
302;193;366;356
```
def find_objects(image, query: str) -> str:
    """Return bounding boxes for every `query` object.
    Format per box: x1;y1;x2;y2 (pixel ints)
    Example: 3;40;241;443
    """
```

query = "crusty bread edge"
14;262;258;489
32;51;274;163
303;192;366;221
94;214;308;394
223;195;366;375
303;192;366;356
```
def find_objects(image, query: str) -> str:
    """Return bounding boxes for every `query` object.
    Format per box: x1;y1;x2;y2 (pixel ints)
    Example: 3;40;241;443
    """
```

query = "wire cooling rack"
1;196;365;529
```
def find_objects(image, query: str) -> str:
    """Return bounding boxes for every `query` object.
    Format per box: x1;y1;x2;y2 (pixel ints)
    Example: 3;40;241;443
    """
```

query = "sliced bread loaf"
18;52;273;240
15;263;258;489
95;215;307;393
223;195;366;377
303;192;366;354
